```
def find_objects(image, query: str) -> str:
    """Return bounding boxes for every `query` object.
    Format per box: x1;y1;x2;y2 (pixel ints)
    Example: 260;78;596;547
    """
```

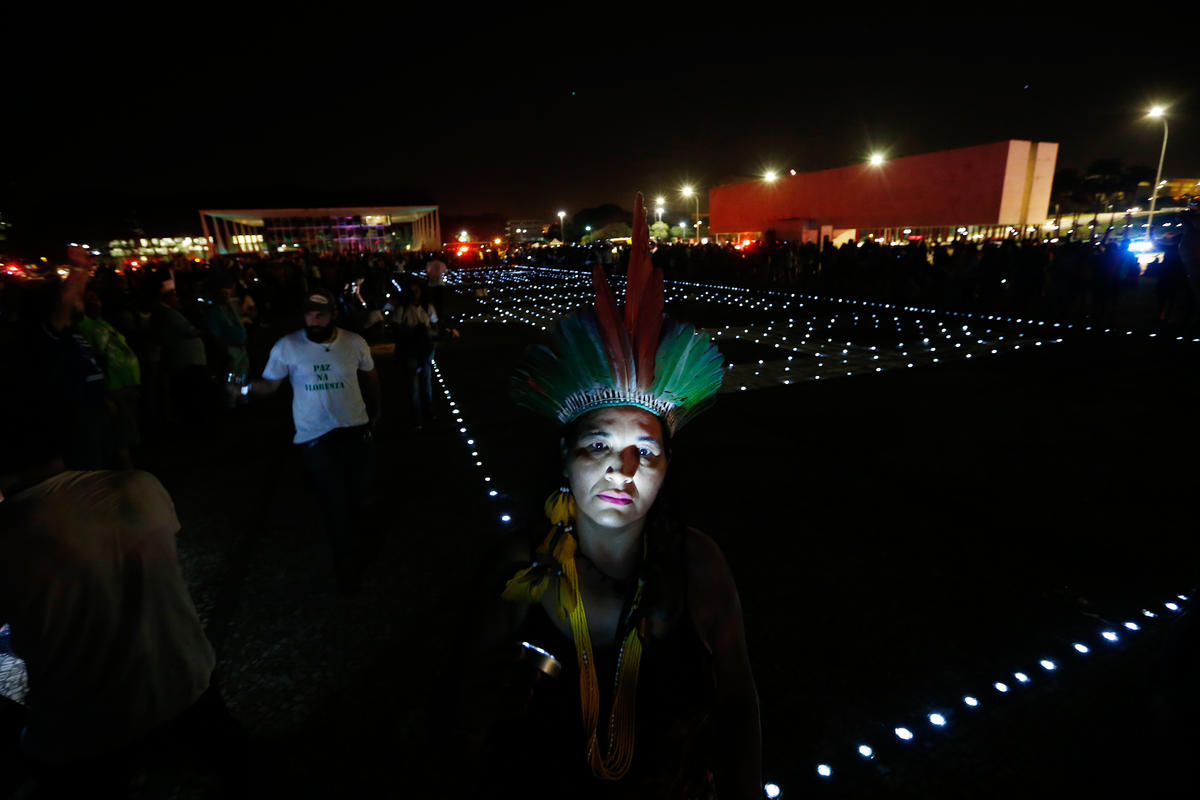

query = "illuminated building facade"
108;236;213;260
506;219;548;243
198;206;441;255
709;140;1059;245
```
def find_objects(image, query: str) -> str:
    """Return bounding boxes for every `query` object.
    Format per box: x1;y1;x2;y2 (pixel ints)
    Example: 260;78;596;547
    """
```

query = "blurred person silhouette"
425;251;449;320
395;279;438;429
78;288;142;468
206;276;249;405
153;281;210;427
19;249;108;469
0;371;247;798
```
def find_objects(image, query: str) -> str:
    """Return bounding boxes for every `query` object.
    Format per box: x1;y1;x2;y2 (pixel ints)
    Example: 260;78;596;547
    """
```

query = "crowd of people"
0;246;464;796
512;215;1200;331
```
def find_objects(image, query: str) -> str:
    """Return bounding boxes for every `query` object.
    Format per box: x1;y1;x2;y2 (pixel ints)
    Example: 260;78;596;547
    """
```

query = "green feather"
650;320;724;430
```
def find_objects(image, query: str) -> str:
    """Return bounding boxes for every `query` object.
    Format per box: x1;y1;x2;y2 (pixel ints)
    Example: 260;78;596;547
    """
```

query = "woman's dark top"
484;539;717;799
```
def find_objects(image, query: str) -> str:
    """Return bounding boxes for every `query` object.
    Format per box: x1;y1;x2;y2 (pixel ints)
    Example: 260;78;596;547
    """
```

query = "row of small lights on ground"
760;593;1191;795
452;267;1200;350
429;358;510;526
432;268;1056;531
447;268;1068;389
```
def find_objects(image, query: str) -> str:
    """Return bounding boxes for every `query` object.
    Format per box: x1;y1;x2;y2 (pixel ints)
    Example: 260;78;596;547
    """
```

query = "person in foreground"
0;390;246;797
460;194;760;798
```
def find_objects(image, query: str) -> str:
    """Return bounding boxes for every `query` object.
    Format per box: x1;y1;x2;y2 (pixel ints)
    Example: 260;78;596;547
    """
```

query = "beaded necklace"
502;489;648;780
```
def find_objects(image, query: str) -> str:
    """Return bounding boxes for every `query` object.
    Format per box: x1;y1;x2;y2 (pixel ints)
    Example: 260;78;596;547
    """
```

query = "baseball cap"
303;289;336;312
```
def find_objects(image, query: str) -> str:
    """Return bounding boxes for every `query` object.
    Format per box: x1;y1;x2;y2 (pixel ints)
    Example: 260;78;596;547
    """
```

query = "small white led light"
1125;622;1140;631
929;713;946;726
858;745;874;758
1074;643;1089;654
1165;602;1179;612
816;764;831;778
764;783;781;799
1014;672;1029;683
500;514;511;522
1143;610;1157;618
895;727;914;741
963;695;979;707
994;682;1009;693
1102;631;1118;642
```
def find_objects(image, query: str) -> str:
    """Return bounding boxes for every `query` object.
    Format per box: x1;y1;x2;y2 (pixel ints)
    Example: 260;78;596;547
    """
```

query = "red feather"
632;267;663;387
592;265;631;388
625;192;652;335
624;192;663;386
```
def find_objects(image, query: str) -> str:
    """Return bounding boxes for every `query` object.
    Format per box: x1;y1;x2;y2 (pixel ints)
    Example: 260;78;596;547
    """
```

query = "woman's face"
563;406;668;533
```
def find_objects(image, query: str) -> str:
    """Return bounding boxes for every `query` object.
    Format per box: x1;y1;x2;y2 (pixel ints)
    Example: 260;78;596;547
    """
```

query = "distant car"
1123;210;1185;268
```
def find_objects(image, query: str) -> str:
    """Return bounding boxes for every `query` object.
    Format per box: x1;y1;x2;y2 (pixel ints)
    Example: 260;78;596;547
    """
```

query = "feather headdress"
512;193;723;435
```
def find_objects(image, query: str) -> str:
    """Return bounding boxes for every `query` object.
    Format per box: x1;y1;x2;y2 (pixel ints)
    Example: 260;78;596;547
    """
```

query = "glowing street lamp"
557;210;566;243
869;153;885;167
1146;106;1169;241
764;170;778;182
681;186;701;242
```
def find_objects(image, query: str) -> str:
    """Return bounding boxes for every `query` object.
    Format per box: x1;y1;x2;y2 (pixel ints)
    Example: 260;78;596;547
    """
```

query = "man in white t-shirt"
242;288;382;594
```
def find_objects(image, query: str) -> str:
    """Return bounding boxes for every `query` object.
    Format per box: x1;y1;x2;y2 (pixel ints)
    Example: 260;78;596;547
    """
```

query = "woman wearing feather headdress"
459;195;760;798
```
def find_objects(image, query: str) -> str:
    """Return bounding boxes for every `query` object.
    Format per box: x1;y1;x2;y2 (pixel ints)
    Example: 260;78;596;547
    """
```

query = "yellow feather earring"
544;485;576;526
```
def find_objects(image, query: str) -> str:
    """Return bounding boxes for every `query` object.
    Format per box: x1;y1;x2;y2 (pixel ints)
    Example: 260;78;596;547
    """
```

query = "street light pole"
1147;107;1169;242
681;186;701;243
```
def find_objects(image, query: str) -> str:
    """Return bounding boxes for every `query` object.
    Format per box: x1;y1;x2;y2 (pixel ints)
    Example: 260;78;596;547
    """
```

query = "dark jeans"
299;424;376;576
430;285;447;321
405;355;434;425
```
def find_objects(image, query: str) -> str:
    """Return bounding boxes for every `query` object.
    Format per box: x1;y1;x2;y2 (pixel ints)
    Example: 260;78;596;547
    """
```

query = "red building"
709;140;1058;245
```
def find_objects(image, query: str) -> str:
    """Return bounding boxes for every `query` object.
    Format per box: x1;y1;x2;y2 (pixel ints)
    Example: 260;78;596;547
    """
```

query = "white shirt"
397;303;437;328
263;327;374;443
425;259;448;286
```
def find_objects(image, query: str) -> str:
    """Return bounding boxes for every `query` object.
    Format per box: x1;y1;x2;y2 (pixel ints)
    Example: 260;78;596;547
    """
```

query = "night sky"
6;20;1196;250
